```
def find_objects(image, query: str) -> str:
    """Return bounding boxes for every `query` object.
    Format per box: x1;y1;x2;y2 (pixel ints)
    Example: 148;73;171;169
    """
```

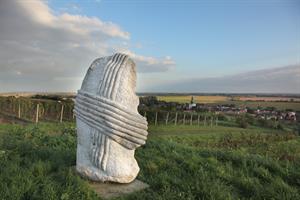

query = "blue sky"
49;0;299;76
0;0;299;92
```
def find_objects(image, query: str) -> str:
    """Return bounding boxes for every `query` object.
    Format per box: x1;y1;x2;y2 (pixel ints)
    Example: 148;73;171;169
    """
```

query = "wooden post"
18;102;21;118
165;112;169;125
35;104;39;123
183;113;186;125
60;104;64;123
12;100;14;113
197;114;200;126
204;115;207;126
216;116;218;126
144;111;147;118
11;99;13;114
155;112;158;126
190;114;193;125
174;112;178;125
72;107;75;120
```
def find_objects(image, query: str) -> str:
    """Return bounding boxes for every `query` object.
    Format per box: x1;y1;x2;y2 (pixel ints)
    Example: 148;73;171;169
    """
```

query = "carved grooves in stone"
97;53;129;99
90;129;110;171
98;53;119;97
75;96;147;133
97;55;116;95
77;90;147;124
75;92;148;150
75;104;148;141
102;54;124;98
75;93;147;135
75;113;145;150
107;55;128;100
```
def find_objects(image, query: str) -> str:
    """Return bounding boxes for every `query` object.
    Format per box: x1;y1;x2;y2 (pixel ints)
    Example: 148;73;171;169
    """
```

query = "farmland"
157;95;230;104
0;121;299;199
157;95;300;111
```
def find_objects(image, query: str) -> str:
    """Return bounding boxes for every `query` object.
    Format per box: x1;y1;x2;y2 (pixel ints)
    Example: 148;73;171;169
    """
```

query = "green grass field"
0;122;299;199
158;95;300;111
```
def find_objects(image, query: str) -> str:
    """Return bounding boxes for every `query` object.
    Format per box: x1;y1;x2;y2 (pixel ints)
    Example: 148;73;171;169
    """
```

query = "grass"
0;122;299;199
157;95;300;111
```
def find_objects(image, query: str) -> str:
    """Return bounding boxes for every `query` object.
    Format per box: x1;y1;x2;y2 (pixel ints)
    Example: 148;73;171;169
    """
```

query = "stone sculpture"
74;53;148;183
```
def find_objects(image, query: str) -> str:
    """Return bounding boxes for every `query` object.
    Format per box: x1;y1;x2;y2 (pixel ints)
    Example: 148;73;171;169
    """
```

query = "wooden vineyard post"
60;104;64;123
18;102;21;118
190;114;193;125
165;112;169;125
174;112;178;125
10;99;13;114
144;111;147;118
183;113;186;125
155;112;158;126
35;104;39;123
197;114;200;126
72;105;75;120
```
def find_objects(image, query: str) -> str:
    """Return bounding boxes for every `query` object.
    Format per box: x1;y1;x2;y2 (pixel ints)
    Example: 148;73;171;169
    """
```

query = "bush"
217;113;229;121
257;118;280;129
245;114;255;125
236;116;249;128
276;123;284;130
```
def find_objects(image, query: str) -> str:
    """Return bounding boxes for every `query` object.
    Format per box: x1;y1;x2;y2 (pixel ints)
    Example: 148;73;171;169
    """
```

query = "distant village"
139;96;298;122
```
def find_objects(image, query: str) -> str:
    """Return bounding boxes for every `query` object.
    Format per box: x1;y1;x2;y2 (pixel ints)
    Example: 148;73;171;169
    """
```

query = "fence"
0;97;74;123
0;97;218;126
141;110;218;126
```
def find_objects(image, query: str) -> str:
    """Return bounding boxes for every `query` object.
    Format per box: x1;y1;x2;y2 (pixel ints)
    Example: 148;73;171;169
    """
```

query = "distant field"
158;95;230;103
226;101;300;111
158;95;300;111
237;96;300;102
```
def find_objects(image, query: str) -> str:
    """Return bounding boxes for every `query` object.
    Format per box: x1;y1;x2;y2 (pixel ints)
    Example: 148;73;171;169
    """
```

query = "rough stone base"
88;179;149;199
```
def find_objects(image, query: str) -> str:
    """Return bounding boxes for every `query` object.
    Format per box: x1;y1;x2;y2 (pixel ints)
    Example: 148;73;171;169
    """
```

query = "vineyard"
0;96;220;126
0;97;74;123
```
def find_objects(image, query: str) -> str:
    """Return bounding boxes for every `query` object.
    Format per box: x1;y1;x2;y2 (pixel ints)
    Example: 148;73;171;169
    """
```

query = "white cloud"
118;50;176;72
18;0;129;39
18;0;55;25
58;13;130;39
0;0;175;92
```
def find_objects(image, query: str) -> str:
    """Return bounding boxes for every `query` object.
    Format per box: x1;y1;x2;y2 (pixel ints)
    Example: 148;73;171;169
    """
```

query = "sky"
0;0;299;93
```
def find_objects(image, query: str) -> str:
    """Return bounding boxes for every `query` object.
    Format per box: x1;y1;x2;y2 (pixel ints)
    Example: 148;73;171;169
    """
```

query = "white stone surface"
75;53;148;183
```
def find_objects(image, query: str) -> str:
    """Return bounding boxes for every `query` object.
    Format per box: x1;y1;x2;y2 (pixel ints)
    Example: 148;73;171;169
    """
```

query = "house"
188;96;196;110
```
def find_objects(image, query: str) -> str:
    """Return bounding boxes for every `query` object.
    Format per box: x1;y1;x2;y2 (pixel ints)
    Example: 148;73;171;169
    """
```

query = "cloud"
121;50;176;73
0;0;175;92
145;65;300;93
17;0;129;39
